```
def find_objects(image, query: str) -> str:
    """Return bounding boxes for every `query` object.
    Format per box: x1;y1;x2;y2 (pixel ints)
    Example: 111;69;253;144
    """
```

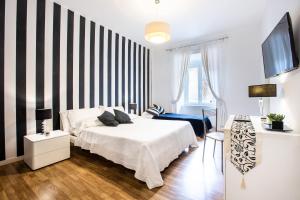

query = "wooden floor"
0;138;224;200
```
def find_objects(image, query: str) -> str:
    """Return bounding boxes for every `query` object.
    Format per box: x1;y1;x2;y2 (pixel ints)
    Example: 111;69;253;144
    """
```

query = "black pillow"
114;109;133;124
98;111;119;127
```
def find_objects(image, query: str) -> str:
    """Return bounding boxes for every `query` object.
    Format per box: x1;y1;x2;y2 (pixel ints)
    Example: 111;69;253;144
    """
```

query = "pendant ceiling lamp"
145;0;170;44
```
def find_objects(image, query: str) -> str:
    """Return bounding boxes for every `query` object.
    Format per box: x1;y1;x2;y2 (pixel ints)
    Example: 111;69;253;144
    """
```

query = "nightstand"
24;130;70;170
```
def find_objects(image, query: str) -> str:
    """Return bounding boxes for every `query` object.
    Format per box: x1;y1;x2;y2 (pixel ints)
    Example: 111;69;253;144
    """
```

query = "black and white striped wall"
0;0;151;162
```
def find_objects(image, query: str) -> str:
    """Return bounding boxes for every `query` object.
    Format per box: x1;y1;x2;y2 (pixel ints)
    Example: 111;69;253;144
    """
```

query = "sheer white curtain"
201;42;227;129
171;51;191;112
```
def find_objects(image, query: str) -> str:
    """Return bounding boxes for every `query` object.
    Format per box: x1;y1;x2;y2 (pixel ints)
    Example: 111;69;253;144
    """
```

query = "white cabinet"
24;130;70;170
224;116;300;200
225;116;300;200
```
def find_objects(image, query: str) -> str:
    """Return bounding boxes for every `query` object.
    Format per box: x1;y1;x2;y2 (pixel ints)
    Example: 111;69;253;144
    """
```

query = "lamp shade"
129;103;137;110
248;84;277;97
145;21;170;44
36;109;52;120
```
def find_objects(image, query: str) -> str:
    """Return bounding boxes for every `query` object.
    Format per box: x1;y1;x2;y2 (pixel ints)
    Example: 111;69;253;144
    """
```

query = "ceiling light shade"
145;21;170;44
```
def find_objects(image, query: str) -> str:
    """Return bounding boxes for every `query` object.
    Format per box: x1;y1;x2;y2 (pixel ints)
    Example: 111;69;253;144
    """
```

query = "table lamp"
36;109;52;135
129;103;137;114
248;84;277;117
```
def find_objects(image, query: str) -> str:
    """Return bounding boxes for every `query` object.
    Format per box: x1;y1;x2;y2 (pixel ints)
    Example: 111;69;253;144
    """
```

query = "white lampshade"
145;21;170;44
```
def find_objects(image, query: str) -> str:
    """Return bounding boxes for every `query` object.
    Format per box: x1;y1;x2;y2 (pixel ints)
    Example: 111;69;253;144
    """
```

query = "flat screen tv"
262;12;299;78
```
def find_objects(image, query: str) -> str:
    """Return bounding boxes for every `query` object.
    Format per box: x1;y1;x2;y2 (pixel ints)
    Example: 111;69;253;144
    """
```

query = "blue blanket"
153;113;212;137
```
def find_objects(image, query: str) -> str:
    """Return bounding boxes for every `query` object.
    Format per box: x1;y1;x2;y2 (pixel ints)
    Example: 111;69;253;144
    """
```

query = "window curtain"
171;51;191;112
200;43;227;129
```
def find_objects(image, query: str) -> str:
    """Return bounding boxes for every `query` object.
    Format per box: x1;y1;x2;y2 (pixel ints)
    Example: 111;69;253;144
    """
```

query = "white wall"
151;48;174;112
261;0;300;131
152;20;265;118
223;21;265;116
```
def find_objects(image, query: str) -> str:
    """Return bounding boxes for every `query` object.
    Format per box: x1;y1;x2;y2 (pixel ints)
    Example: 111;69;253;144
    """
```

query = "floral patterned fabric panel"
230;119;256;174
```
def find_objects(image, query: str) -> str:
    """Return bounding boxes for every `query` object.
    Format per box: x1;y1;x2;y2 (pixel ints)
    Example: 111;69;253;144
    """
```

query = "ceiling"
55;0;267;47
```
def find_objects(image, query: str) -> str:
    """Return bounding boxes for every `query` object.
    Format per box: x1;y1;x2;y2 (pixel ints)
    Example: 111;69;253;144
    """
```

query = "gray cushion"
114;109;133;124
97;111;119;127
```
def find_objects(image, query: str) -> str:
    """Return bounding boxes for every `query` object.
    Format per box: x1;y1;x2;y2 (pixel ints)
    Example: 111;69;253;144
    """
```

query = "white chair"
202;108;224;173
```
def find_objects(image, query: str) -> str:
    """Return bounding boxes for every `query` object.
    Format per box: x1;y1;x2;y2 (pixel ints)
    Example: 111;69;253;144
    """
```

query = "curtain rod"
166;36;229;52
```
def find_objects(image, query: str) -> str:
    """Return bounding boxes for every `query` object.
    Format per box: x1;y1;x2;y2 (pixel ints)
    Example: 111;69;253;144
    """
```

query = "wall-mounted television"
262;12;299;78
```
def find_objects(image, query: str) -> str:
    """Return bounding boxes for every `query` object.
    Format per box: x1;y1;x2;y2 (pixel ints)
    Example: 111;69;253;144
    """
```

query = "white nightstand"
24;130;70;170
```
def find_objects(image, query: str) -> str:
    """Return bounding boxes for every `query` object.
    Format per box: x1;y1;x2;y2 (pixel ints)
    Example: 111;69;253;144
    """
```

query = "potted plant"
267;113;285;130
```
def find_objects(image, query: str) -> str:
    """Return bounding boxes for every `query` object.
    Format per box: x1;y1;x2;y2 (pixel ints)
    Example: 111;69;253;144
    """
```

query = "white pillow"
99;105;105;110
142;112;154;119
60;110;70;132
73;118;103;136
68;107;104;129
129;114;138;120
105;106;125;115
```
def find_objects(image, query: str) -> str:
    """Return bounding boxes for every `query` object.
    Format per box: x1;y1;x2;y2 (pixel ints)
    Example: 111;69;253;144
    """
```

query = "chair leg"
213;140;216;158
221;141;224;174
202;137;206;162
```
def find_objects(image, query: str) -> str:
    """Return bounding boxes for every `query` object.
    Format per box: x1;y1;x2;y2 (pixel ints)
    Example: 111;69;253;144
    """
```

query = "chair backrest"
202;108;218;136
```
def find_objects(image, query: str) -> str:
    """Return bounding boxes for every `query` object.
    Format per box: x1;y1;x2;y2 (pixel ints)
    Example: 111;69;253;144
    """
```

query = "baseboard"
0;156;24;166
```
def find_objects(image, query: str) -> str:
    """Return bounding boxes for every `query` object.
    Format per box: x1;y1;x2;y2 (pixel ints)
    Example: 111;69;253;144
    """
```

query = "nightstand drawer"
24;147;70;170
24;135;70;156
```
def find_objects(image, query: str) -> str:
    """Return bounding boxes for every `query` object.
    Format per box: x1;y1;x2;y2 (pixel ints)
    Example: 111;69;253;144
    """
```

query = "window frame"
183;52;216;107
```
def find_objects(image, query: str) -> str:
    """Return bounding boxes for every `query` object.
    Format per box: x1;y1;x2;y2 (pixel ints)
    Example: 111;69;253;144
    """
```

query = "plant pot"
272;121;283;130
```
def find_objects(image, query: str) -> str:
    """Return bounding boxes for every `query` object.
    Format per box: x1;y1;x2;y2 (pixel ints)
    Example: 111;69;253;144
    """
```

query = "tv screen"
262;12;299;78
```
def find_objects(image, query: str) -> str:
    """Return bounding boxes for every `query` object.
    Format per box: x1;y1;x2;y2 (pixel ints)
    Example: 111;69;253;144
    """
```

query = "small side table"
24;130;70;170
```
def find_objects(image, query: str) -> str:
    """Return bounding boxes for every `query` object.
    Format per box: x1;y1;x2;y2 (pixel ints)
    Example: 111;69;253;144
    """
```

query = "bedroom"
0;0;300;199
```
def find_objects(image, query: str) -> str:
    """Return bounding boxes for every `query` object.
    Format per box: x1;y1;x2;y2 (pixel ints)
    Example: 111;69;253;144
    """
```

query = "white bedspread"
74;117;198;189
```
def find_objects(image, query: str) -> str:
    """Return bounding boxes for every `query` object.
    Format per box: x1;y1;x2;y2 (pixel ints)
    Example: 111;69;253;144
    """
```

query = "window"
184;53;216;105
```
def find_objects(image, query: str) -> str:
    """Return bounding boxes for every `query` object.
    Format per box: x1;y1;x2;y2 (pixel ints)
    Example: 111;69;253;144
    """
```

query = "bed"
152;113;212;137
60;106;198;189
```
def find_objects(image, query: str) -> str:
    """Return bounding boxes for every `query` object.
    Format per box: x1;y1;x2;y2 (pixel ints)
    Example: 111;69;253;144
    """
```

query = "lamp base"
258;98;264;117
41;120;50;136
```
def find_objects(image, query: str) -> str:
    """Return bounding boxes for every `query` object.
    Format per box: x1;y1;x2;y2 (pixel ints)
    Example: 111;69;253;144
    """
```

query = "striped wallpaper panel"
36;0;46;133
0;0;151;161
16;0;27;156
0;0;5;160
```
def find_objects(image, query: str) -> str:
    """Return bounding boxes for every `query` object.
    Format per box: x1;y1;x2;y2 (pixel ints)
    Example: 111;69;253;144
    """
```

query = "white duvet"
74;117;198;189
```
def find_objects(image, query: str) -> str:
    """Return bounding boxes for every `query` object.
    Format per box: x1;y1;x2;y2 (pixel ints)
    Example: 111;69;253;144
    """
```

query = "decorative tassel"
241;176;246;189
